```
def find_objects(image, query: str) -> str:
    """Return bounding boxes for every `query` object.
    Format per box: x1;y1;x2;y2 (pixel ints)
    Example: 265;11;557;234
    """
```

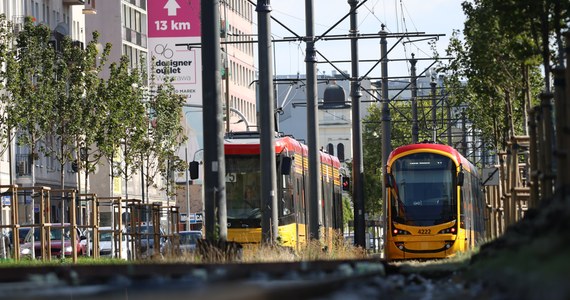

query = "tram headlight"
392;228;411;236
438;226;457;234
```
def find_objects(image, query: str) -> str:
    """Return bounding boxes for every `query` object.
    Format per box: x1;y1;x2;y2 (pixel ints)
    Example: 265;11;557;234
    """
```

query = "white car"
96;227;131;260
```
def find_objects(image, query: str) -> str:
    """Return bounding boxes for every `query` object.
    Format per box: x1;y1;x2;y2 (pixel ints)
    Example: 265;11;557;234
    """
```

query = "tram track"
0;258;388;299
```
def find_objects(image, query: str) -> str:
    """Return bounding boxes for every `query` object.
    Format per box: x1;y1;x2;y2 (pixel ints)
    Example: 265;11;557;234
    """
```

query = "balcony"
62;0;85;5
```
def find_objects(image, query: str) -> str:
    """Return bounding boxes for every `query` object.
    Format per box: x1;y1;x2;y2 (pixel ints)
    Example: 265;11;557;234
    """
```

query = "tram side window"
296;178;305;221
281;175;294;216
461;172;473;229
472;174;483;233
321;171;332;228
459;188;465;229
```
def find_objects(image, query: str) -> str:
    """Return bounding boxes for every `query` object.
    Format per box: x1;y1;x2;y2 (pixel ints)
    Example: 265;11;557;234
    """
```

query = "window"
337;143;345;162
327;143;334;155
135;10;141;32
124;6;130;28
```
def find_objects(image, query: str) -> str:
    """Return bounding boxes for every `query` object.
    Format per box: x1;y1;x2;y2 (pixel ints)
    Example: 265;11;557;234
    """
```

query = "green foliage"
140;56;187;199
342;194;353;228
77;33;112;193
97;55;147;190
438;0;566;150
0;14;13;152
47;32;110;189
0;17;187;200
4;17;56;161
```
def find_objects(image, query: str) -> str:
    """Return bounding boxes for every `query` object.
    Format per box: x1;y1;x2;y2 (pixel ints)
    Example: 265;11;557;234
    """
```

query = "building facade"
172;0;257;228
221;0;257;130
84;1;257;227
277;72;375;166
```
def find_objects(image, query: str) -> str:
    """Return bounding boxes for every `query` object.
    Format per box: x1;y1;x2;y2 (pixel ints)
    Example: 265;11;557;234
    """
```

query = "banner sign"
147;0;202;104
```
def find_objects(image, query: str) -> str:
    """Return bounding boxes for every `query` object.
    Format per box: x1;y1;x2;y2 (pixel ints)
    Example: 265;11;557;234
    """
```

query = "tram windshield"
226;155;262;219
390;152;457;226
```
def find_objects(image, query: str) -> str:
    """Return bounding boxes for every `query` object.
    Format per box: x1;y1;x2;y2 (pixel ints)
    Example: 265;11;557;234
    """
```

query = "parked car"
20;224;87;258
6;227;31;252
127;224;166;257
178;230;202;253
97;226;131;260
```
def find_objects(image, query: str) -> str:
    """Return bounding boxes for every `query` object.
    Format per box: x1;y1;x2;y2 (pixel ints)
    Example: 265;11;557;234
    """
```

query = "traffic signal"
342;176;350;191
189;161;199;180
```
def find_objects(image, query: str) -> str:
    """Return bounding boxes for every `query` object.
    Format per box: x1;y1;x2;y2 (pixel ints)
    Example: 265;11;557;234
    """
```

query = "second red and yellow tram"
223;132;343;250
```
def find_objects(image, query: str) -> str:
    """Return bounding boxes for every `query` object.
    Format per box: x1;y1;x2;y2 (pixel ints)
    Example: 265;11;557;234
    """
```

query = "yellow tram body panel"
227;223;309;251
386;221;467;260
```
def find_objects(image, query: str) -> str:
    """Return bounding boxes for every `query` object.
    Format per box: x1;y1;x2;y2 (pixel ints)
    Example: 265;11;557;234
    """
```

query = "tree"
44;33;111;191
97;55;147;199
1;17;112;196
438;1;562;150
139;56;186;203
3;17;56;189
0;14;13;161
76;33;111;195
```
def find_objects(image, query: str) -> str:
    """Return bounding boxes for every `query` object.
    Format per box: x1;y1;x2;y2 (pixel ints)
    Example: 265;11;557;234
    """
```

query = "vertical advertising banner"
147;0;202;104
148;0;203;176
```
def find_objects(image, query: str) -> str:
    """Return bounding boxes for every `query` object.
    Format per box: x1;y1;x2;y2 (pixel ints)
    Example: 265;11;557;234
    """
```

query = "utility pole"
461;109;467;156
447;98;452;146
380;26;391;255
201;0;227;241
257;0;278;244
305;0;322;240
348;0;365;249
431;80;437;142
410;54;419;144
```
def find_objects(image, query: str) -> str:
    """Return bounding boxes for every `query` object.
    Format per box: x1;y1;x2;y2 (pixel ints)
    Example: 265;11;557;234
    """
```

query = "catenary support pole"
431;81;437;142
201;0;227;241
305;0;322;240
348;0;365;249
257;0;278;244
410;54;419;144
380;26;391;255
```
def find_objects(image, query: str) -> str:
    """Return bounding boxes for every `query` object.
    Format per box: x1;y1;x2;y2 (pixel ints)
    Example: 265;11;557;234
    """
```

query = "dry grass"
1;234;369;266
242;233;368;263
160;233;368;264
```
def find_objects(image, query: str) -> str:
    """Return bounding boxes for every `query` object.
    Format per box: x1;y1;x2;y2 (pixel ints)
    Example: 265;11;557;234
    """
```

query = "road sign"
148;0;200;38
482;167;500;186
186;213;203;224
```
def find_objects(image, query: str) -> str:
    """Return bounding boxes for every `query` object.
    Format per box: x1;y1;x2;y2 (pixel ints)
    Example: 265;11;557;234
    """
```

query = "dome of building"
321;83;350;109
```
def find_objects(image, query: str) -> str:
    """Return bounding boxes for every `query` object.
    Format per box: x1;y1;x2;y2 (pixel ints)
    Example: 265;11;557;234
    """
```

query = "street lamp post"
185;147;190;230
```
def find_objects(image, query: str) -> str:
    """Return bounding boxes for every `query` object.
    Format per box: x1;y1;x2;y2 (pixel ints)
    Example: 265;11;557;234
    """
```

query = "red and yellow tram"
223;132;343;250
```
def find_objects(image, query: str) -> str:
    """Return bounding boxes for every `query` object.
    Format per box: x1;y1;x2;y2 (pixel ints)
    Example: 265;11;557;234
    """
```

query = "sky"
265;0;466;78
